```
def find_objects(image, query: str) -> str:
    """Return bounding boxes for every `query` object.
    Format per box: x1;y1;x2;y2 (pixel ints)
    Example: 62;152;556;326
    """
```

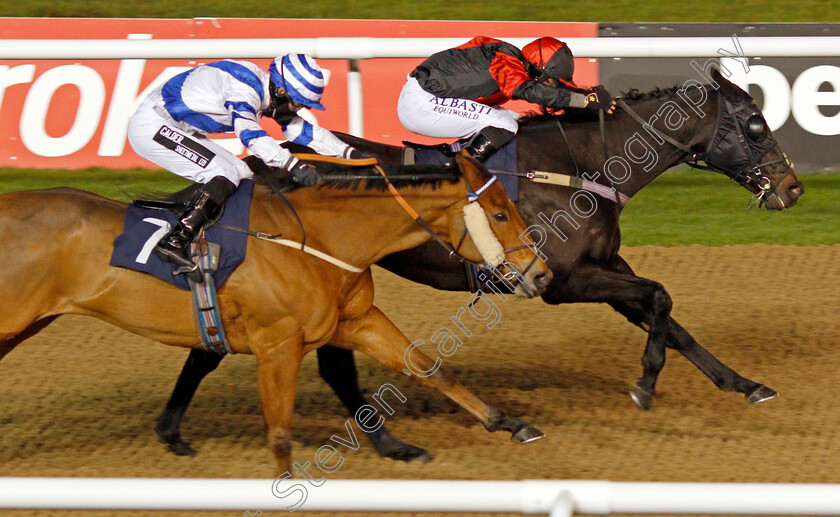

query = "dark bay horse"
158;68;805;460
0;154;553;472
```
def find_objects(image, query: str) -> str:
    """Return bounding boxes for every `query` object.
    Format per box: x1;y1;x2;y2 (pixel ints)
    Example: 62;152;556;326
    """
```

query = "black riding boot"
463;127;515;163
154;177;237;276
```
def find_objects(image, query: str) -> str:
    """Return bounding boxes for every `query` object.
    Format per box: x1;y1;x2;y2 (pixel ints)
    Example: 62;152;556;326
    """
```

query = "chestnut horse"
156;68;805;462
0;153;551;471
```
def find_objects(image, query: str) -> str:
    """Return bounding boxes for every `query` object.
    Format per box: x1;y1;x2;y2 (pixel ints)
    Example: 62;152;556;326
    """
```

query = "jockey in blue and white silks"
128;54;362;277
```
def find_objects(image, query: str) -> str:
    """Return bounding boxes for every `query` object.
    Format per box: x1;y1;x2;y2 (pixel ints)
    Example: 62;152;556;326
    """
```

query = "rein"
361;156;467;261
301;154;540;288
616;98;693;154
231;153;523;273
222;153;540;288
360;156;536;281
215;154;451;273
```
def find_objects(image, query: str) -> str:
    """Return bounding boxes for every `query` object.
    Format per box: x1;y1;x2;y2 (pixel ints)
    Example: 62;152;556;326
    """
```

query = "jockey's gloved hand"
348;148;378;161
584;85;613;112
289;161;323;186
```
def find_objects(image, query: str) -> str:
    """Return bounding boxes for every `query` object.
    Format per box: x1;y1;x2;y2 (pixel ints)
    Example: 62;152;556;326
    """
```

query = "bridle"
456;175;542;291
616;89;795;209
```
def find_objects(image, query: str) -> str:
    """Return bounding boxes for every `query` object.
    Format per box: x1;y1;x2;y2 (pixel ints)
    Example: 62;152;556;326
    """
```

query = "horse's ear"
455;152;493;180
711;65;749;102
711;66;736;91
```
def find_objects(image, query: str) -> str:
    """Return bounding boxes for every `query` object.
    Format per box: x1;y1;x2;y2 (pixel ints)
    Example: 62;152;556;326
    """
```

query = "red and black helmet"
522;37;574;83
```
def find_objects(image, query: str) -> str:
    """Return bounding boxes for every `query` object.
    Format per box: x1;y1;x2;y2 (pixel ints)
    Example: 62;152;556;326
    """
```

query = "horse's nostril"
789;184;804;198
534;273;552;288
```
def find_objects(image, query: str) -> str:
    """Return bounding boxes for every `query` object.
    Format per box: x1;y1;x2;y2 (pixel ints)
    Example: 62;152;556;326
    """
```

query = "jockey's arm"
488;52;588;110
228;101;300;170
514;79;613;112
281;118;356;159
490;52;612;109
512;81;587;109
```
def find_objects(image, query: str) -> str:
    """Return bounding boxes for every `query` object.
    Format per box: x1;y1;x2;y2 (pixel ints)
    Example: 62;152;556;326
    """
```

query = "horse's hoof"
375;433;432;463
387;445;433;464
161;437;197;457
630;381;654;410
408;451;434;464
512;425;545;444
746;385;779;404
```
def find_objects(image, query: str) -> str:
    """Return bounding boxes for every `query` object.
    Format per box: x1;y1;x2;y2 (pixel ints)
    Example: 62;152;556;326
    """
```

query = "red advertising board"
0;18;597;169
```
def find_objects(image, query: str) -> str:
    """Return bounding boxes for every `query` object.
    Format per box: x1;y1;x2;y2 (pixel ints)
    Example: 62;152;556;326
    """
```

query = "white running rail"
3;36;839;137
3;36;840;59
1;479;840;515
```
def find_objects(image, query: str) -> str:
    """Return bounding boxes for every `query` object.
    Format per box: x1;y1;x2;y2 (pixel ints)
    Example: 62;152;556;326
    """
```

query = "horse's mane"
618;85;683;104
518;84;684;128
246;155;461;194
140;158;460;207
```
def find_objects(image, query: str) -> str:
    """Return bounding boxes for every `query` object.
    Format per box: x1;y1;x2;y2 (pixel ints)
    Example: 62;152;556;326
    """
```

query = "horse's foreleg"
316;345;431;462
255;331;305;474
608;256;777;404
543;264;671;410
155;349;225;456
666;317;777;403
334;307;544;445
608;302;776;402
634;282;672;409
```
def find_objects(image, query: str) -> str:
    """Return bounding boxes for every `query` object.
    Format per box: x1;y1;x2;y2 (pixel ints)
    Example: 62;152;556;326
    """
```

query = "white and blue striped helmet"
268;54;326;110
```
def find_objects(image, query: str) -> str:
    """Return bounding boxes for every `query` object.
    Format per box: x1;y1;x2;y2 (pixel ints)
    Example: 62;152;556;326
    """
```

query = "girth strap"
366;159;461;259
187;240;233;355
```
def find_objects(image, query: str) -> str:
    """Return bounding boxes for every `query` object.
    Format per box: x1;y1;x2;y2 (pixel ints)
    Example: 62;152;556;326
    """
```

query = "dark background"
599;23;840;171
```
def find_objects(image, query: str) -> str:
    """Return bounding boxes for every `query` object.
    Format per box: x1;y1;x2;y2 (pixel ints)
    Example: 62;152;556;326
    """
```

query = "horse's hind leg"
155;348;225;456
334;306;544;444
0;316;59;363
317;345;431;463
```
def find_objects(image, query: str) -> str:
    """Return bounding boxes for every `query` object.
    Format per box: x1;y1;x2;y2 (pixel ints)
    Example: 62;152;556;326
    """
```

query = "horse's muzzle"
516;270;552;298
764;179;805;210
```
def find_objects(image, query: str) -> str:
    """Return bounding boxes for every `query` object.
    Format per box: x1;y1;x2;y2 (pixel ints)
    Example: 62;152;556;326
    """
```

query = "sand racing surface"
1;245;839;517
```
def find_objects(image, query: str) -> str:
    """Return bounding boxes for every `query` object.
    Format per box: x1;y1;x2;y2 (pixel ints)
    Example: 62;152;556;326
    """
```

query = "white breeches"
397;76;520;140
128;97;254;186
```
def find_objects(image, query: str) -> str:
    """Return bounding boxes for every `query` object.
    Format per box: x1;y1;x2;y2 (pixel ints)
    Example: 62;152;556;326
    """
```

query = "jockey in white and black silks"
397;36;613;162
128;54;365;274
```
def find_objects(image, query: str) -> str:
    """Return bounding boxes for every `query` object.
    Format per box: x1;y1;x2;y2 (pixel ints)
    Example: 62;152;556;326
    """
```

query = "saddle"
401;140;460;158
109;181;254;355
402;139;520;202
133;197;190;213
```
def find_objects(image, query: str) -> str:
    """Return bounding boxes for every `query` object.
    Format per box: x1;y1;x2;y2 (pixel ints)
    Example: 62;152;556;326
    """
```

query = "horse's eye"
493;212;509;223
745;114;768;142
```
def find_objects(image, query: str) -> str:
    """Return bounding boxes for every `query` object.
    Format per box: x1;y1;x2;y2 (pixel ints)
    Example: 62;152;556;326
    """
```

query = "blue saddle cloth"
413;139;519;201
109;179;254;291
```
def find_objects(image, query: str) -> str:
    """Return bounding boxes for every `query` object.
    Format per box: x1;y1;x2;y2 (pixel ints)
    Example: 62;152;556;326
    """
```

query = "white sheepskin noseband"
462;202;504;267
